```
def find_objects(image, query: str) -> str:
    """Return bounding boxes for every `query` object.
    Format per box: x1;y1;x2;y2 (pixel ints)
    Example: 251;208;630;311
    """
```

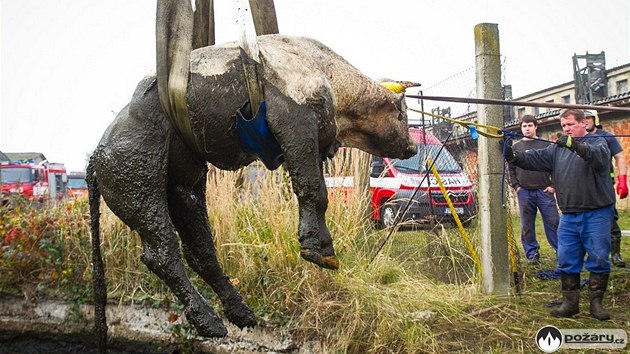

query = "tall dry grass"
203;161;492;353
3;156;546;353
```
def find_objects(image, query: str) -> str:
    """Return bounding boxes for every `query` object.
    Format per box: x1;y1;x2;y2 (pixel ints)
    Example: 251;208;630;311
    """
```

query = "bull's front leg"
280;131;338;269
266;90;338;270
289;155;339;269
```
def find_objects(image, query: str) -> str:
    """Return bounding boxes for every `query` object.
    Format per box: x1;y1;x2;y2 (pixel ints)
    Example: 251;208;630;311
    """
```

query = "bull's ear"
397;93;407;110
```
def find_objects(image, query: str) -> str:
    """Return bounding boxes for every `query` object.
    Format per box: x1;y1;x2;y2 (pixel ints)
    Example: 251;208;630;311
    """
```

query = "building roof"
0;151;9;162
4;152;47;164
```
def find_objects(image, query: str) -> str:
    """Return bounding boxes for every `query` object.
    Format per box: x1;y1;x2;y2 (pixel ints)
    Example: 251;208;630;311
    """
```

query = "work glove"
556;134;588;157
617;175;628;199
501;138;516;163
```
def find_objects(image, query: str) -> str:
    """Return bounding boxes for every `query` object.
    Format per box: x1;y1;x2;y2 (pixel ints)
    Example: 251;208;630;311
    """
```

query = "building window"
517;107;526;119
616;79;628;94
561;95;571;104
534;106;540;116
545;99;554;113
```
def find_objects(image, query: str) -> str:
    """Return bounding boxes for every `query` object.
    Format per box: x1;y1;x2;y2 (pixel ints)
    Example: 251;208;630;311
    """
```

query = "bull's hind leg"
94;132;227;337
136;220;228;337
121;184;227;337
167;150;256;329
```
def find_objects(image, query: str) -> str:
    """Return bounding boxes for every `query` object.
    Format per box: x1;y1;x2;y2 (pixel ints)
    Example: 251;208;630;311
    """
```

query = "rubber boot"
588;273;610;321
611;238;626;268
550;273;580;318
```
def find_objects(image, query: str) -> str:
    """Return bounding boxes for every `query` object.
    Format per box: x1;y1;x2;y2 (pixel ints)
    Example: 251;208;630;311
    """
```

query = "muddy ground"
0;296;322;353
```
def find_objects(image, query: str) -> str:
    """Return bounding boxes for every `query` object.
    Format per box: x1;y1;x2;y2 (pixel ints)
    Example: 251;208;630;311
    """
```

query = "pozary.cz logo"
536;325;627;352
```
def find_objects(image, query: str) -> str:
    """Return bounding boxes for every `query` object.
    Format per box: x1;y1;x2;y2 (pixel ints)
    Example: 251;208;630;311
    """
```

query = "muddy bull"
87;15;416;352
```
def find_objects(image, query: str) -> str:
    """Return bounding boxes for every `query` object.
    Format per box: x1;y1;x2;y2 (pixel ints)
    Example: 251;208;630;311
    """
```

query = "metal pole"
475;23;510;295
404;94;630;113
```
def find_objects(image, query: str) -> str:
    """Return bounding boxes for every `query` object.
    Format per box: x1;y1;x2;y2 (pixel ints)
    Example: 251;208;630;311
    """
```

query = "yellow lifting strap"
408;108;504;139
428;159;482;276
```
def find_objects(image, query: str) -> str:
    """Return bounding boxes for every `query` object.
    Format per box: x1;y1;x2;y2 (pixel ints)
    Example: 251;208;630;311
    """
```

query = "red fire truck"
0;160;68;203
66;171;88;199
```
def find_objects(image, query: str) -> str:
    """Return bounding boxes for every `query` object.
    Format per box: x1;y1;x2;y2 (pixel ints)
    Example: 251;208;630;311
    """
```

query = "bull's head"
335;87;417;159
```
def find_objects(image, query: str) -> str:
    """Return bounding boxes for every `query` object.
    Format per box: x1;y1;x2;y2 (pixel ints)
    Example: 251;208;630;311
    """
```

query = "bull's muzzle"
403;142;418;159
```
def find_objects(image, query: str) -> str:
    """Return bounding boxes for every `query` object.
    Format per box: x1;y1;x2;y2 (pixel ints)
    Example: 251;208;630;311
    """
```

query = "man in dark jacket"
583;110;628;267
504;109;615;320
508;115;559;265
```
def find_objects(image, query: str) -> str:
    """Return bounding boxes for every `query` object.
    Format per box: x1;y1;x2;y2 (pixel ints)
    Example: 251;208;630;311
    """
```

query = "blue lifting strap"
236;101;285;170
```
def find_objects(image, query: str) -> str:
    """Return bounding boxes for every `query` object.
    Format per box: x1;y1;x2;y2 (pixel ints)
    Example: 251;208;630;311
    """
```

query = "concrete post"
474;23;510;295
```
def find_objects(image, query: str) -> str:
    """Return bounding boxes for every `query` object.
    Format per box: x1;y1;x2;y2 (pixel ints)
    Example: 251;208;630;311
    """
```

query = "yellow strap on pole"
428;159;481;276
505;206;519;274
408;108;504;139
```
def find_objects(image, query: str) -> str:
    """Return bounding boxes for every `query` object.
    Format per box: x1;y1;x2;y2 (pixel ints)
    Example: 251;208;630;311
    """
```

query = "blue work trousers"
517;188;559;259
557;205;614;274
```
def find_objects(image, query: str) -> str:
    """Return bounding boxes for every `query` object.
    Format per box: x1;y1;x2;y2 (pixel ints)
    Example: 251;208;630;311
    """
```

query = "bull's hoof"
224;295;257;329
185;305;228;338
322;255;339;270
195;322;228;338
301;249;339;270
300;249;323;267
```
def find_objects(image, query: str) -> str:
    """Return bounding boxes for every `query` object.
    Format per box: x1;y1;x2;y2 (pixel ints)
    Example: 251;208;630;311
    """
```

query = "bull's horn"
379;80;422;93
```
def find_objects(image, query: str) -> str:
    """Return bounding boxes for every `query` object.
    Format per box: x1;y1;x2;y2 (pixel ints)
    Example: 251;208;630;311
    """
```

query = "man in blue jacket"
504;109;615;320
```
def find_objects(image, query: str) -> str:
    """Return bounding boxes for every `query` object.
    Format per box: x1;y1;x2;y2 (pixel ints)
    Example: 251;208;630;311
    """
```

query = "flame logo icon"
536;326;562;353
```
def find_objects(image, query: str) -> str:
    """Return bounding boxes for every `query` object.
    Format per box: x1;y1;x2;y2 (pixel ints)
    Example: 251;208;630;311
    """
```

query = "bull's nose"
403;143;418;159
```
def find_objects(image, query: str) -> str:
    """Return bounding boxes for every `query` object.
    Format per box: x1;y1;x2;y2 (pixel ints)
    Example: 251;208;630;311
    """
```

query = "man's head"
558;109;588;138
583;110;599;132
520;114;538;138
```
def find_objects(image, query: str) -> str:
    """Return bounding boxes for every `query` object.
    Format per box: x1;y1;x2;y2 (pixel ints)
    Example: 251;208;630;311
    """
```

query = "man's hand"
556;134;587;157
617;175;628;199
502;138;516;163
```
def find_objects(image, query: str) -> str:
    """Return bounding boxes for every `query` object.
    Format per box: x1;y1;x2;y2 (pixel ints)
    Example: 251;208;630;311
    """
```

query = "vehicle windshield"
391;144;461;174
0;167;32;183
67;176;87;189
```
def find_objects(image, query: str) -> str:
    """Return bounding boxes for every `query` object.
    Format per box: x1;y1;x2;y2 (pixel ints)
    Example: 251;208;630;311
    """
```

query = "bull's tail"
87;158;107;353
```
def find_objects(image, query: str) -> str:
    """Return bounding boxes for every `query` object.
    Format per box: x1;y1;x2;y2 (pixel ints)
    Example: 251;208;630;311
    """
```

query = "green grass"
1;169;629;353
617;210;630;230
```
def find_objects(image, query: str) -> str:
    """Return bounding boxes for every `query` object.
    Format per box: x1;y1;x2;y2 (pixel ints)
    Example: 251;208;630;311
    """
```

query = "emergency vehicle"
66;171;88;199
325;128;477;228
0;160;68;203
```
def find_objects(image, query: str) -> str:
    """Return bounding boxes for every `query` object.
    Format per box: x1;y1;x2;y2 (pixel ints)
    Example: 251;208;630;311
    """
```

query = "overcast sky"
2;0;629;171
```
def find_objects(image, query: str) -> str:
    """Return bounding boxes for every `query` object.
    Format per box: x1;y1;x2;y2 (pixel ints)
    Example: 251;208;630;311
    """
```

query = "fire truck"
0;160;68;204
66;171;88;199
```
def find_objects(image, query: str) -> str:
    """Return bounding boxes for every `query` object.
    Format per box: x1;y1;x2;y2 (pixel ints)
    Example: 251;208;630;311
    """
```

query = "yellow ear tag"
379;82;406;94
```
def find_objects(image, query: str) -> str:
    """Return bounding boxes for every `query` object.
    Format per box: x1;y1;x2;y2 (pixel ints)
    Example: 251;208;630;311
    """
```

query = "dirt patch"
0;296;322;353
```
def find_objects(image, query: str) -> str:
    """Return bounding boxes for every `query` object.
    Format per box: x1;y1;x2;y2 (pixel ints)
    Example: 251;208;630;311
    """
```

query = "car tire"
379;202;398;229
